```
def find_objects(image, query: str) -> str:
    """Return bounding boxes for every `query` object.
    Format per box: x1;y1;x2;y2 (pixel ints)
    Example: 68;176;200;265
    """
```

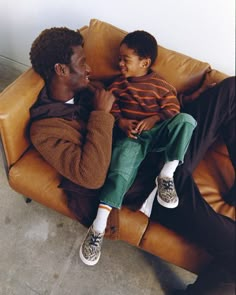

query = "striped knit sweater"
108;70;180;122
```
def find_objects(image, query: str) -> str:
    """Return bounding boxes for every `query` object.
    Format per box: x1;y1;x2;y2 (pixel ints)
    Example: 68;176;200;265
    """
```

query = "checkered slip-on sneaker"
156;176;179;209
79;226;104;266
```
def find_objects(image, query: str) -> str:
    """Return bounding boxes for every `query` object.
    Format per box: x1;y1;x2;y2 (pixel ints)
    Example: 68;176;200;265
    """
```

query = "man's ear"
54;63;66;76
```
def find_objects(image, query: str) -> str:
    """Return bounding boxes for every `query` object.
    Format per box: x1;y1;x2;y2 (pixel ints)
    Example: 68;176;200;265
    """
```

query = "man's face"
66;45;90;91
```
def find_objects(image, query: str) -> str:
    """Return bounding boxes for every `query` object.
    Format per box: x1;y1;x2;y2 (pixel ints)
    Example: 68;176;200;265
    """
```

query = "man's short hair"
121;30;158;66
30;27;84;82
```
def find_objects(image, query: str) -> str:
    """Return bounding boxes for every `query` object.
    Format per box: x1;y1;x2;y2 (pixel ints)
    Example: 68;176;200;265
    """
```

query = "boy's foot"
79;226;104;266
156;176;179;208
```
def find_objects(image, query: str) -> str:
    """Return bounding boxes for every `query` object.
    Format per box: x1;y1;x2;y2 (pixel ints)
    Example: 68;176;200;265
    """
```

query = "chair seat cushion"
8;147;75;219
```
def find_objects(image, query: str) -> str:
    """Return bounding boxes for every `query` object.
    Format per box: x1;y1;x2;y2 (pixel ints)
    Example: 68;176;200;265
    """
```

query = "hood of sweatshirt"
30;87;92;122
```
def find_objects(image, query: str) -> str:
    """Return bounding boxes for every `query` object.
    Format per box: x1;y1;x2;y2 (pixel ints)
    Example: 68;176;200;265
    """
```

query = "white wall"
0;0;235;75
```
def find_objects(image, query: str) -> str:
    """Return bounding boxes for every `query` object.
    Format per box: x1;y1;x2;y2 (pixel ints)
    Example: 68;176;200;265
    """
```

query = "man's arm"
30;88;115;189
30;111;114;189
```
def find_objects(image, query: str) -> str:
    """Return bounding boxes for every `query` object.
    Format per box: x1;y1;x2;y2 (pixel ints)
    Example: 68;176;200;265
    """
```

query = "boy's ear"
141;58;151;68
54;63;66;76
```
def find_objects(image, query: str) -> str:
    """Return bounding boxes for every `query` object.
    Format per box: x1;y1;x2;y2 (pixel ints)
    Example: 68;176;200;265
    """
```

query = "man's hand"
199;82;217;95
181;82;217;102
93;88;115;113
117;118;139;139
88;80;105;92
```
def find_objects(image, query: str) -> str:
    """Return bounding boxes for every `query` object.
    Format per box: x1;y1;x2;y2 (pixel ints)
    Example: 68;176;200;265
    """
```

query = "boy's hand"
135;115;159;134
117;118;139;139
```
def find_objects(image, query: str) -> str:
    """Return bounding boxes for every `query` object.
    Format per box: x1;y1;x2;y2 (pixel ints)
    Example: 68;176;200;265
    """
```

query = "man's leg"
183;76;236;206
221;89;236;205
154;77;235;292
182;76;235;172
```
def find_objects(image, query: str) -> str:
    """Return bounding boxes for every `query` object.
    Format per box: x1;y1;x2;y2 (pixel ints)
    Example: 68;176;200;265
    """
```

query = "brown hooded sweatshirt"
30;87;118;231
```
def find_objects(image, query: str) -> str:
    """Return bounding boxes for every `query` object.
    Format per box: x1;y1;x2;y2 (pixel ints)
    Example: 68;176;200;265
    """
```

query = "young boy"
80;30;196;266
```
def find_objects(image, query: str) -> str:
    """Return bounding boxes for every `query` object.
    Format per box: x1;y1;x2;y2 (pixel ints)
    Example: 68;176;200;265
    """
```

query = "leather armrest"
0;68;44;167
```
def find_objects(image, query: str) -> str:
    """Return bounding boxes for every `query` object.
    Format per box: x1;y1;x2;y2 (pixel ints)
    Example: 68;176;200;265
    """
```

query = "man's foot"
79;226;104;266
156;176;179;208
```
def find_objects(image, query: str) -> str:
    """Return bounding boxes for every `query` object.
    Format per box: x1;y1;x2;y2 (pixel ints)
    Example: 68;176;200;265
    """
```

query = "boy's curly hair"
121;30;158;66
29;27;84;82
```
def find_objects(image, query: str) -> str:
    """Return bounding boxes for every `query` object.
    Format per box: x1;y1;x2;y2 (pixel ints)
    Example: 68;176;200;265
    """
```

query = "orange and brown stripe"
108;71;180;121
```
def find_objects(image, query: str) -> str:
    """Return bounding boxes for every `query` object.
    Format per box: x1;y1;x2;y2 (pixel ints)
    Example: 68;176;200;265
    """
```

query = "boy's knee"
175;113;197;127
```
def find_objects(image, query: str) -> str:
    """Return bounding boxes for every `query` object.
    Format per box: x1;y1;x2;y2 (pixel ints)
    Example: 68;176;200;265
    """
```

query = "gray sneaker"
156;176;179;208
79;226;104;266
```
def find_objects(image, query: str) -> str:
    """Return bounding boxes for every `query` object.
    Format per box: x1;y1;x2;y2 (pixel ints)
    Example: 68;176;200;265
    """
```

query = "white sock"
92;203;112;234
159;160;179;178
139;186;157;217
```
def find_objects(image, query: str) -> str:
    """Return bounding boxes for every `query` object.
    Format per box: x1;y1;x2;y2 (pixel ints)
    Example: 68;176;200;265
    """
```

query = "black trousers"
154;77;235;293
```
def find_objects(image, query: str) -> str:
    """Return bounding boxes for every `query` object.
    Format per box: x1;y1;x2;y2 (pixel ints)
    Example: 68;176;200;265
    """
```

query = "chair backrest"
0;68;44;168
83;19;213;94
0;20;228;168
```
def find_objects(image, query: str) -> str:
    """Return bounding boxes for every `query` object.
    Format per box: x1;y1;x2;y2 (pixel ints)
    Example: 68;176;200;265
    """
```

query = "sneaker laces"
158;177;177;202
82;230;104;260
89;232;103;247
156;176;179;208
161;178;174;191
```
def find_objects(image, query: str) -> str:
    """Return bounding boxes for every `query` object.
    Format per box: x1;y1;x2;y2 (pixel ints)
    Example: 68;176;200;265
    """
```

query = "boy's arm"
134;88;180;134
157;90;180;121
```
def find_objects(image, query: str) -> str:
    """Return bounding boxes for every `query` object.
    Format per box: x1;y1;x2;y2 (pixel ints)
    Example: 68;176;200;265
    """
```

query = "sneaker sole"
79;245;101;266
157;193;179;209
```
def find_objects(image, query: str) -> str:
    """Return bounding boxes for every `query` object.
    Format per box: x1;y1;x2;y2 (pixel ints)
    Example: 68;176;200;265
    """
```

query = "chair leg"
25;197;32;203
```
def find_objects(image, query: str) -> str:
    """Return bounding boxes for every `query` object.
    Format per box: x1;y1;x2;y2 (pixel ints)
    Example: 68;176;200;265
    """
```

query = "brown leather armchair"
0;19;234;274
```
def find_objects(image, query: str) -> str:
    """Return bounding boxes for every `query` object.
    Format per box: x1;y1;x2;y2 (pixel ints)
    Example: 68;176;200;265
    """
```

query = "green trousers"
100;113;197;208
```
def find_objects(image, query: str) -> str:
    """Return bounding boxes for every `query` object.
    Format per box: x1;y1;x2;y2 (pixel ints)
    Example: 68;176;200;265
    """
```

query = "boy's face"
118;43;149;78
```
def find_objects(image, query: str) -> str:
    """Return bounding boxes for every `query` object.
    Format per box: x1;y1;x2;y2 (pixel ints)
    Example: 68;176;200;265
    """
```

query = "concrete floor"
0;56;197;295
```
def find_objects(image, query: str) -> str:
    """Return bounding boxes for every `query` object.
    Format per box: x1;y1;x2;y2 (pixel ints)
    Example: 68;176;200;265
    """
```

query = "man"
29;27;115;226
29;27;235;294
